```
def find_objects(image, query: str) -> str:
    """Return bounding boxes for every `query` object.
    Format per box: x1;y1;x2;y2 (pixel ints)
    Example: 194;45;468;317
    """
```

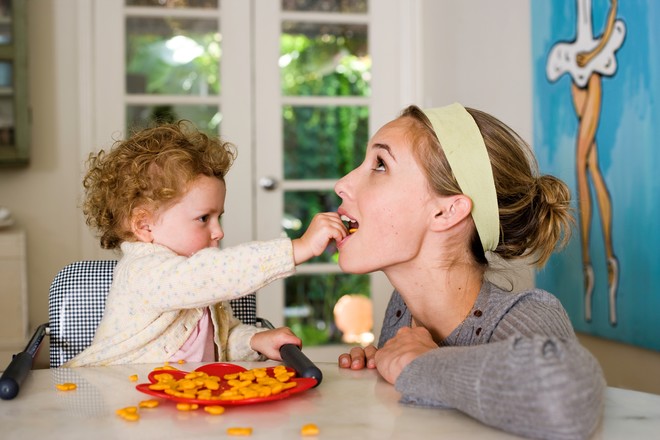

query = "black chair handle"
256;318;323;387
0;323;49;400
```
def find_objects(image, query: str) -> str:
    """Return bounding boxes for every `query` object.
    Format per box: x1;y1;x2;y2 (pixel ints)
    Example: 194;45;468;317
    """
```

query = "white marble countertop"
1;361;659;439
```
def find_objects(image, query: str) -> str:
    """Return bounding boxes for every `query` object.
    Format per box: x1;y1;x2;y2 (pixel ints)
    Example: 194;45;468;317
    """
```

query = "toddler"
65;121;346;366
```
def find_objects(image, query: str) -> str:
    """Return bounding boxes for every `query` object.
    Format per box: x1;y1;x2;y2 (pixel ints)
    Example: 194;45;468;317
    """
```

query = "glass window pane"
283;105;368;179
280;21;369;96
127;104;220;134
125;0;219;8
126;17;220;95
283;190;340;264
0;96;14;145
0;60;11;87
0;0;11;44
285;273;370;346
281;0;367;14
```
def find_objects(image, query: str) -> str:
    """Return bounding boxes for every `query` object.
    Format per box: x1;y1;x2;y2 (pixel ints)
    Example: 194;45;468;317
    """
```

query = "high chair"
0;260;280;399
47;260;259;367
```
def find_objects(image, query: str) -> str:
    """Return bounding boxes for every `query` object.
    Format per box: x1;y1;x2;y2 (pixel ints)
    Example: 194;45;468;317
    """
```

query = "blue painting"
532;0;660;351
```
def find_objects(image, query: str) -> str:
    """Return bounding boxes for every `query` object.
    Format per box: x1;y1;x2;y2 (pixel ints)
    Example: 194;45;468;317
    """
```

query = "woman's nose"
335;170;354;199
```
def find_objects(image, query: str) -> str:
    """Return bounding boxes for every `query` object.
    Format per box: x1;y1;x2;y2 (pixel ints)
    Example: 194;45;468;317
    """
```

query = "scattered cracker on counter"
176;402;199;411
138;399;159;408
116;406;139;421
301;423;320;436
55;382;77;391
203;405;225;415
227;427;253;436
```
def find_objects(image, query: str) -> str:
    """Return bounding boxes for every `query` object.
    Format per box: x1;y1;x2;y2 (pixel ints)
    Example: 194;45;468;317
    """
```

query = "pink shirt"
169;308;215;362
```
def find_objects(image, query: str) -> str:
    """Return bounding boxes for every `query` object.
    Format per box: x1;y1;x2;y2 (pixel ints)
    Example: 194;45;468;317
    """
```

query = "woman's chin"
338;256;373;275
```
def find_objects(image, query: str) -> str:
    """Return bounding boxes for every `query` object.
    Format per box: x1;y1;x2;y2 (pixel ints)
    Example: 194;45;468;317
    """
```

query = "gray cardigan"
379;281;605;440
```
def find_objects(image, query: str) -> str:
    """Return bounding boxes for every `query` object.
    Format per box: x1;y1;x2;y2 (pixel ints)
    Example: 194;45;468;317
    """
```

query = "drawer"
0;229;26;258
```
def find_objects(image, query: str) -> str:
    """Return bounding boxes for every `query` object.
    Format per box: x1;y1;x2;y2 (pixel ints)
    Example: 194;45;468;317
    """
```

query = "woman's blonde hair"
82;120;236;249
399;105;573;267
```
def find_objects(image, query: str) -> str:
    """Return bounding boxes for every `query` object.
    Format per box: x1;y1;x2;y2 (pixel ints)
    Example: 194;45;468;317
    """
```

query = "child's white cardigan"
65;238;295;367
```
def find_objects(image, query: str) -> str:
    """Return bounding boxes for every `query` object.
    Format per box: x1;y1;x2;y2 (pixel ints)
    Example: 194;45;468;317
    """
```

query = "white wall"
420;0;532;141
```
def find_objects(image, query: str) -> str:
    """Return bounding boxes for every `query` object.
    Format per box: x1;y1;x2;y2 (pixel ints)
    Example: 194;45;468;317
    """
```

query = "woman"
335;103;605;439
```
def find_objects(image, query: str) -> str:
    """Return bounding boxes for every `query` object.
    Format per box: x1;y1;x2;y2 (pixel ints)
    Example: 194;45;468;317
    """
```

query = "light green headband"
423;103;500;252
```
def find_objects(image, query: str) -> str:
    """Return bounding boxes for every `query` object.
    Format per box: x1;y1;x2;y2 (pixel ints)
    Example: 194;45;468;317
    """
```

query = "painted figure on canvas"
546;0;625;326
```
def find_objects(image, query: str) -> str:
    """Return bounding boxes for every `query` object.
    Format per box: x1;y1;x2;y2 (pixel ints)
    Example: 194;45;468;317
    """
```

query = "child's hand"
250;327;302;360
292;212;346;264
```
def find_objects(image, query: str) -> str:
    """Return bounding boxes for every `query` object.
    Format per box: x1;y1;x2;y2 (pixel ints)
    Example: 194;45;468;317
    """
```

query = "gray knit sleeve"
394;293;606;440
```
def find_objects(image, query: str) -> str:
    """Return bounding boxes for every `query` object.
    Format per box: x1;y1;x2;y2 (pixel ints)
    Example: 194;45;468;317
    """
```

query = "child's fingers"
310;213;347;239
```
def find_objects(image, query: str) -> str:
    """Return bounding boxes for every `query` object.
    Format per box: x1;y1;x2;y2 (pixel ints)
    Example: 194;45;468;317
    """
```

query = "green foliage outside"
280;24;371;345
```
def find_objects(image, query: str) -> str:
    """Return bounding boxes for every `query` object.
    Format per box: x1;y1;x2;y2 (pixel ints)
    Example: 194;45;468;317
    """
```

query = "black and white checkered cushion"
48;260;258;367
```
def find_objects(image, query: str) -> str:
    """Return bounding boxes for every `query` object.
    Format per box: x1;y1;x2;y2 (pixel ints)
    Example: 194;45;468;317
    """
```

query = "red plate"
135;363;317;406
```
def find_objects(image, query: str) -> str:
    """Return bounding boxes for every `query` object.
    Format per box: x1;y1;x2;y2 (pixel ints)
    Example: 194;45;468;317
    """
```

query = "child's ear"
131;208;154;243
430;195;472;232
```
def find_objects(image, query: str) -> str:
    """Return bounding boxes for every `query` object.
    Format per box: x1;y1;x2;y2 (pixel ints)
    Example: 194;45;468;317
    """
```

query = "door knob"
259;176;278;191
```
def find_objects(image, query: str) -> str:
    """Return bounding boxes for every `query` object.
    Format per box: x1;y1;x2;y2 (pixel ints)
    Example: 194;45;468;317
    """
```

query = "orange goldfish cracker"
138;399;160;408
55;382;77;391
118;413;139;422
348;228;358;234
224;373;239;380
176;402;199;411
252;368;267;378
238;371;256;381
227;427;253;436
301;423;320;436
152;365;177;371
128;374;138;382
177;379;197;390
238;388;258;398
116;406;140;422
204;405;225;415
275;373;292;382
204;379;220;390
154;372;175;381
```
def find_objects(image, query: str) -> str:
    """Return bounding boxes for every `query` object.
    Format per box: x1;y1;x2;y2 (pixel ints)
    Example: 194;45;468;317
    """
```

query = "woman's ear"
430;195;472;232
131;208;155;243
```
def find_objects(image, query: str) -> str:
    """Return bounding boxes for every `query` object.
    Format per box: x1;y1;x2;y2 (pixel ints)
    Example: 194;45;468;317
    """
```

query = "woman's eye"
372;156;386;171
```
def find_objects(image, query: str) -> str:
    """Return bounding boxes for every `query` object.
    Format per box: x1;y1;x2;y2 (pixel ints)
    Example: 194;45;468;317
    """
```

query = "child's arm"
250;327;302;361
292;212;347;264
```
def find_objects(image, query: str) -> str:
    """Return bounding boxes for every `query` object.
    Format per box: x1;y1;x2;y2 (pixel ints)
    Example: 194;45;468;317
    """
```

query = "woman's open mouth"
340;215;359;234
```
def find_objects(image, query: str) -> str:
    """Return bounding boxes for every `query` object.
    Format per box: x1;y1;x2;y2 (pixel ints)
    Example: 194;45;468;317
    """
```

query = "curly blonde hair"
82;121;236;249
399;105;574;268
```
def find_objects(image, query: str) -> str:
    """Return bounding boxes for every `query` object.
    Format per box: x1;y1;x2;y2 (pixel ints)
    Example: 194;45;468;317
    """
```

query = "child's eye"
372;156;386;172
198;214;210;223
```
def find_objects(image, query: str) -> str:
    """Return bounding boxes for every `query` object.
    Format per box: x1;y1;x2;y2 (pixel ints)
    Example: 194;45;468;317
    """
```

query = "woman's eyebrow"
372;143;396;161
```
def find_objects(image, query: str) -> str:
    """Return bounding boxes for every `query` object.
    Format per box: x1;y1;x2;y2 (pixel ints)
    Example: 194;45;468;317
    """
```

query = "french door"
85;0;414;348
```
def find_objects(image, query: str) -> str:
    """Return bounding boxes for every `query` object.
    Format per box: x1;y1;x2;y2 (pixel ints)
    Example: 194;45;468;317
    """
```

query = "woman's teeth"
341;215;359;234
